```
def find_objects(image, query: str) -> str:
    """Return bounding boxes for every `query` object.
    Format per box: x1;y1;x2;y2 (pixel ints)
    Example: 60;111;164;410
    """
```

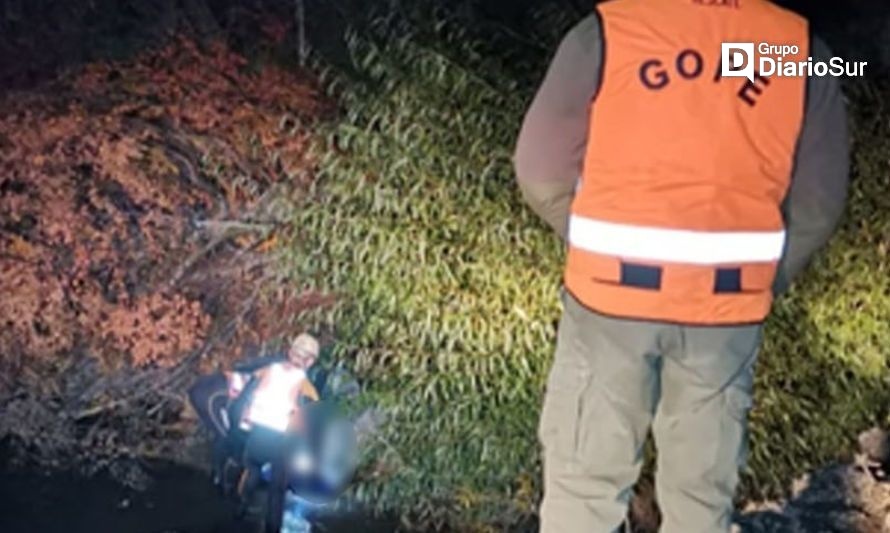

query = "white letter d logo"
721;42;755;82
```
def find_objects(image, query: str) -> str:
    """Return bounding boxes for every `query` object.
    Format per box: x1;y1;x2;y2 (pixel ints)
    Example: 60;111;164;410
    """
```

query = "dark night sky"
0;0;887;91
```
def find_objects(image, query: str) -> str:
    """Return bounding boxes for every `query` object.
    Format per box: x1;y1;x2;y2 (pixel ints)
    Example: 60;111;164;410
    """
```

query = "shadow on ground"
0;460;398;533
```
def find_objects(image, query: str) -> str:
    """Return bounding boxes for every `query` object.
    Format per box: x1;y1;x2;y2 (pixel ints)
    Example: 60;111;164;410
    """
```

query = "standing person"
514;1;850;532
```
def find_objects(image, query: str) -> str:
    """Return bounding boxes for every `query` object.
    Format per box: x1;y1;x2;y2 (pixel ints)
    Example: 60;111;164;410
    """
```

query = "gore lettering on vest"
640;49;719;89
640;59;669;90
640;50;773;105
737;73;771;107
676;49;704;79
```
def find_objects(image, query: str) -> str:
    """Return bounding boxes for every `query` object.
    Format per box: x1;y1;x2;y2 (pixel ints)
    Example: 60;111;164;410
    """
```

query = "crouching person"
236;334;321;512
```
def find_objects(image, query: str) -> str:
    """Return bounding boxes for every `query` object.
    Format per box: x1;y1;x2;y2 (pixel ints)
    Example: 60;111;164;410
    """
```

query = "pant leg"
652;323;762;533
212;436;229;481
539;292;663;533
240;427;283;506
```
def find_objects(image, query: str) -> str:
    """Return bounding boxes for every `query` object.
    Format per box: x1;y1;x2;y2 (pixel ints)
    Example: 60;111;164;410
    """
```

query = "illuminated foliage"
291;8;890;529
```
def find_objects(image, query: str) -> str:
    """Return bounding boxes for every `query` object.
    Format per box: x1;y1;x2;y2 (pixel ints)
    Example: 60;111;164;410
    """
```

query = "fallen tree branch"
193;219;274;232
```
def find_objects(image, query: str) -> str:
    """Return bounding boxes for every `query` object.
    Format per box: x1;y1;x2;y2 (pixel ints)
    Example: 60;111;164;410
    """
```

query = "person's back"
515;1;849;531
568;0;808;325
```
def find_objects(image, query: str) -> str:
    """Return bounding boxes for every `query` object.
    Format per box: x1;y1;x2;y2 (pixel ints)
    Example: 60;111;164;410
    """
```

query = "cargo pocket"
541;294;597;462
538;363;588;460
722;385;754;470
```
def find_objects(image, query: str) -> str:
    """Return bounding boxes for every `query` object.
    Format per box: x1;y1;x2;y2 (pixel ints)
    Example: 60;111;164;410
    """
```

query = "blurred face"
288;345;316;368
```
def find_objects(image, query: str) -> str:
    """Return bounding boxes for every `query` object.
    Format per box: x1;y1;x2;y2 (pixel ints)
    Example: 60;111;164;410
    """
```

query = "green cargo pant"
539;290;762;533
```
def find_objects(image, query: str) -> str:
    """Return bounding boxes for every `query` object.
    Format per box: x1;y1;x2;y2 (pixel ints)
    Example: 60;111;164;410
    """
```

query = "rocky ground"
624;431;890;533
737;458;890;533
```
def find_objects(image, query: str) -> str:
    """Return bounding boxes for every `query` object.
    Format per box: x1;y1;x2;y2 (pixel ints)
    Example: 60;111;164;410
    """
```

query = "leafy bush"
289;7;890;529
0;35;323;472
290;12;559;529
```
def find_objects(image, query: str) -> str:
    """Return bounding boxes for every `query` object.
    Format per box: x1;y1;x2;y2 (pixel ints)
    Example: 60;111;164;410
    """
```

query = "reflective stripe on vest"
246;363;305;432
565;0;807;325
568;216;786;264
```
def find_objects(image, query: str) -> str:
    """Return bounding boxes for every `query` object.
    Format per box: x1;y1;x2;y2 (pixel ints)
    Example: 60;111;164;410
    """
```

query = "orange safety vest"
565;0;808;325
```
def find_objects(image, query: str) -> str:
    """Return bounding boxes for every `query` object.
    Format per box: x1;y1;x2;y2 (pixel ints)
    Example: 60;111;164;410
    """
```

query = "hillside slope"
0;36;328;472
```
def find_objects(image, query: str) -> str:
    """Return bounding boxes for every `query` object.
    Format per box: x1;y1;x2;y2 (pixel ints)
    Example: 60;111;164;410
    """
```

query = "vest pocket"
714;267;742;293
619;262;663;290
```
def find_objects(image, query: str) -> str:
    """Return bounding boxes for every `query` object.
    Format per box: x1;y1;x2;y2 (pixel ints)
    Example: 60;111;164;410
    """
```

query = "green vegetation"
287;6;890;529
749;80;890;493
290;13;560;529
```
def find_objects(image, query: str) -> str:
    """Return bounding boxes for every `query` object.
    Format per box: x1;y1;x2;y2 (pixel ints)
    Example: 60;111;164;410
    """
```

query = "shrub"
289;12;560;529
288;7;890;529
0;35;324;472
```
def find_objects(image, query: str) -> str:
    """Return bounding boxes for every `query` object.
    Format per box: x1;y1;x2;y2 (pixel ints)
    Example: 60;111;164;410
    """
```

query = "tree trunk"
295;0;307;66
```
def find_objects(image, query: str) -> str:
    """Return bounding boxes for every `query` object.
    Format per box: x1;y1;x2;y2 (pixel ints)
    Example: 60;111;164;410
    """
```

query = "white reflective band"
568;215;785;264
246;364;305;433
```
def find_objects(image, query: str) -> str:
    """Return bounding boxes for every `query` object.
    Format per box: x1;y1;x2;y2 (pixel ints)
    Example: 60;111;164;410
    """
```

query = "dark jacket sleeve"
773;36;851;295
513;14;603;239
